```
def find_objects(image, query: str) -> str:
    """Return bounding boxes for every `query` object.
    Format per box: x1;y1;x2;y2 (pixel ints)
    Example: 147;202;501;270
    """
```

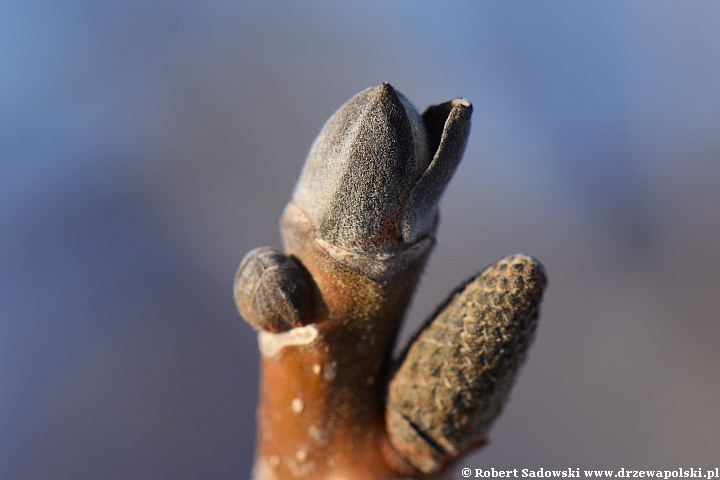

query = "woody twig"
234;83;547;479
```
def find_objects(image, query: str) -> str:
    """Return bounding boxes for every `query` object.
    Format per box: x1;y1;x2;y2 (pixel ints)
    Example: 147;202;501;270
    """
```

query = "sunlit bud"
293;83;472;255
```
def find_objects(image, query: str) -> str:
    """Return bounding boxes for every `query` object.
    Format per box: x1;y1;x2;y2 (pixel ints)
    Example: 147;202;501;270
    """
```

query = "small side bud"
386;254;547;474
234;247;314;333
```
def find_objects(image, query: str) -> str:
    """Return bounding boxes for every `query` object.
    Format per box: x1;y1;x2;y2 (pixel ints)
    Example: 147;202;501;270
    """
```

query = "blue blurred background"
1;1;718;478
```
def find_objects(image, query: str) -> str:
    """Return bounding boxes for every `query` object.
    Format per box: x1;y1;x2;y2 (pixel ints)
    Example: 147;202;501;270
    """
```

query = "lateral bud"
234;247;314;333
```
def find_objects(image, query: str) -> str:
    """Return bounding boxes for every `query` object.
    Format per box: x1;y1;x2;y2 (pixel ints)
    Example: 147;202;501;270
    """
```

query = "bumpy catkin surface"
387;254;546;474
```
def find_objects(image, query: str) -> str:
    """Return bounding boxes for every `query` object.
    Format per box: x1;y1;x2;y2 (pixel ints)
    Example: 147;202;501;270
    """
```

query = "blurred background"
1;1;718;478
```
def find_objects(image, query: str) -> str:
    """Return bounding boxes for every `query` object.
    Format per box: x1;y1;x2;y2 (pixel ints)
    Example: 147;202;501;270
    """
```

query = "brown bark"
252;204;425;479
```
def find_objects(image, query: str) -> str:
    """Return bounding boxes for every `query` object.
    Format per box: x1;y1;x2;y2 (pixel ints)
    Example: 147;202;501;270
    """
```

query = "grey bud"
386;254;547;474
292;83;472;256
234;247;314;333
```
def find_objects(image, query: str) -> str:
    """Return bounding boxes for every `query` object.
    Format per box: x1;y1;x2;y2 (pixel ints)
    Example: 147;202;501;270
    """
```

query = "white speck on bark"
258;324;318;358
291;398;304;413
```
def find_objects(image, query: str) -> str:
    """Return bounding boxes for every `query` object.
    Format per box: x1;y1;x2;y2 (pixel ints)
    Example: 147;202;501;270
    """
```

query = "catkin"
386;254;547;474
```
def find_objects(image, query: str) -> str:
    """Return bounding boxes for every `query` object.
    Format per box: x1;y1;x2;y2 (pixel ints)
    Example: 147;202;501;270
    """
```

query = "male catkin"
387;254;546;474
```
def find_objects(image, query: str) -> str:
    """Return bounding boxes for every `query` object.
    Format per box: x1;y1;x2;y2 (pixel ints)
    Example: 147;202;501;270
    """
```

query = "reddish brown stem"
252;204;427;479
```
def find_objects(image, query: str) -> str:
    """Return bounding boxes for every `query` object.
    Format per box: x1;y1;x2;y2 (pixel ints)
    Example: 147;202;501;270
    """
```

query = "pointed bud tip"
377;81;395;94
368;81;407;120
